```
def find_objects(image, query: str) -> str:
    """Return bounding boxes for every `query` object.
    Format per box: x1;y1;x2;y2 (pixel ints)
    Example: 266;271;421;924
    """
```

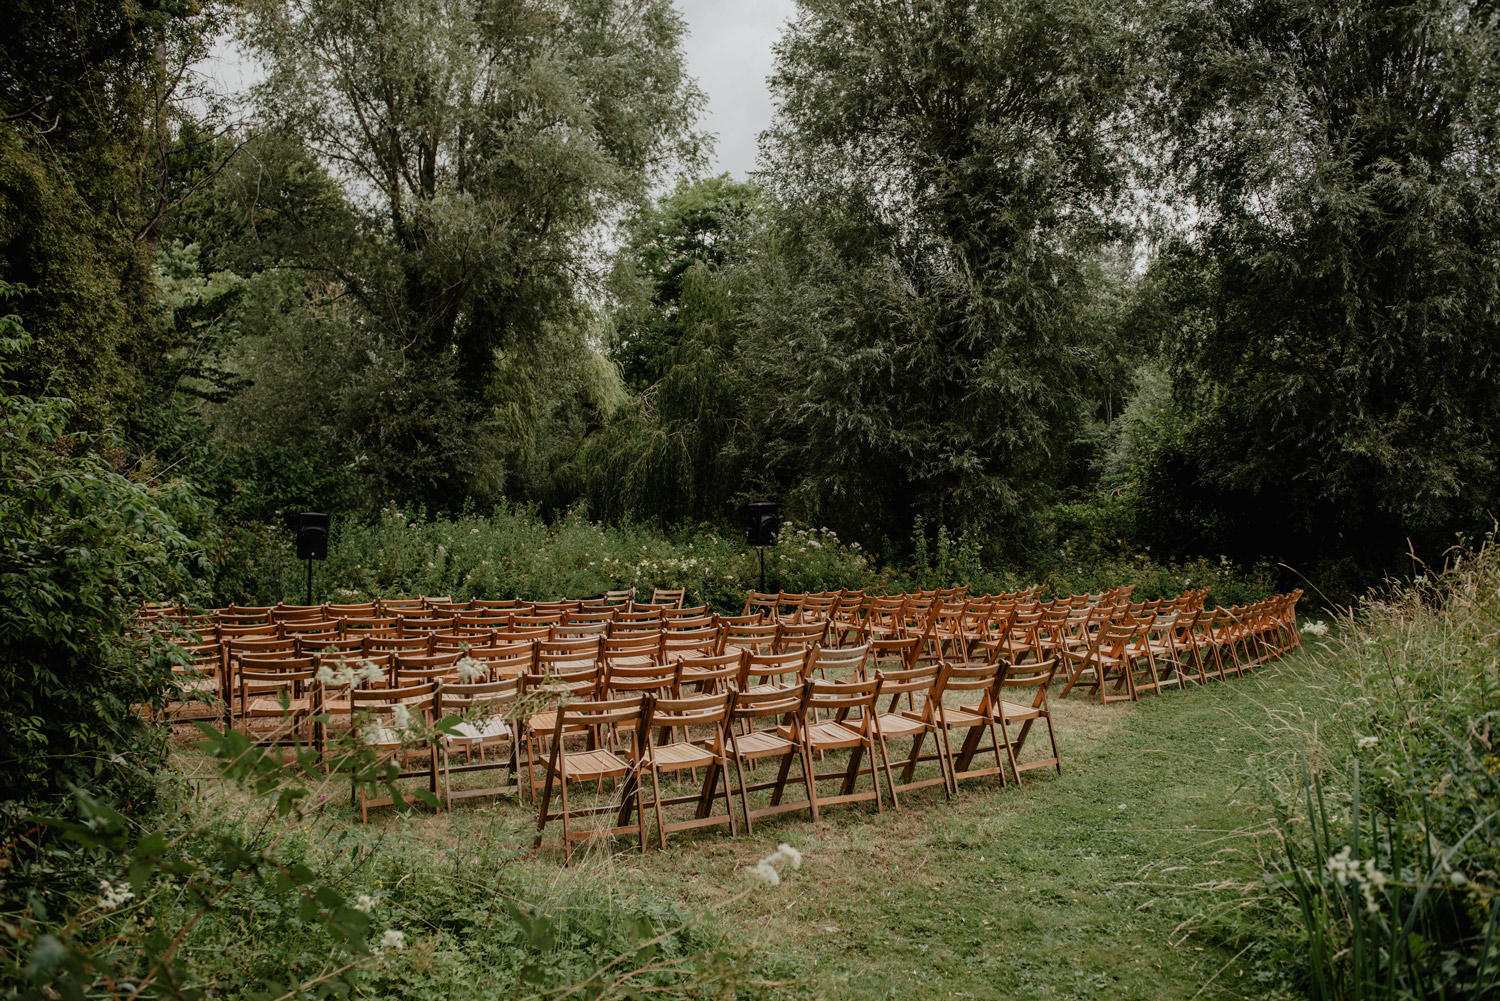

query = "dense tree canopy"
3;0;1498;604
1136;0;1500;568
744;0;1140;544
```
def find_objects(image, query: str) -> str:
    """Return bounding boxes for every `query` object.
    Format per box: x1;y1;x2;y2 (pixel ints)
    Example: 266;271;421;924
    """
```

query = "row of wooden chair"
235;641;1062;861
1057;591;1303;701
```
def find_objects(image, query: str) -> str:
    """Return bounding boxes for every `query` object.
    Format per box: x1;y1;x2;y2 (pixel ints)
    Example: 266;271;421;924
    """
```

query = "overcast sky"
675;0;799;180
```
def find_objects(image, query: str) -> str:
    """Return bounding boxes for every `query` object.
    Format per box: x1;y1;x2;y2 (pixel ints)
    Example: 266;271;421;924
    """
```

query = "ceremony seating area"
143;583;1302;860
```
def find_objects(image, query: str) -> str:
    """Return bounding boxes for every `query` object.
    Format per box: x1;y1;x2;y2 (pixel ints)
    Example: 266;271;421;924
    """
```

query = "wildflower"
455;656;485;683
1357;735;1378;749
747;843;804;886
379;929;406;951
1325;846;1387;913
1301;620;1329;637
391;703;414;733
359;660;385;685
98;880;134;911
749;860;781;886
353;894;376;913
1450;870;1469;886
471;528;480;534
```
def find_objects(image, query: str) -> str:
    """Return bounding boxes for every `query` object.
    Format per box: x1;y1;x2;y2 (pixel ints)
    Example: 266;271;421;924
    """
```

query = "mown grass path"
538;650;1337;1000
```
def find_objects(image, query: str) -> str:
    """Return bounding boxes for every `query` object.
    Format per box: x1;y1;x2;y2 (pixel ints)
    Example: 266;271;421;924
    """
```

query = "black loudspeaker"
296;512;330;560
745;502;780;548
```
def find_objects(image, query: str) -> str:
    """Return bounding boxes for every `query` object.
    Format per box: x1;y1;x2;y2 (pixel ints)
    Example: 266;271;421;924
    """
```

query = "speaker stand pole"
306;559;313;607
758;547;765;593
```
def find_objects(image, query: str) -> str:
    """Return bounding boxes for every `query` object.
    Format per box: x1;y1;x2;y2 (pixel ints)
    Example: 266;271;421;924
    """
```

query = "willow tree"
752;0;1139;547
235;0;704;508
1142;0;1500;567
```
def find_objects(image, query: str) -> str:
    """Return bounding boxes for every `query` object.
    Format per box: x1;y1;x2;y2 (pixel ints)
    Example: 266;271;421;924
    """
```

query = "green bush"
0;291;205;874
212;502;1278;613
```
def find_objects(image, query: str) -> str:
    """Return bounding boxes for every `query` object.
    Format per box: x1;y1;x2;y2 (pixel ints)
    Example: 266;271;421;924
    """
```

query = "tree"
235;0;705;509
557;176;764;524
0;1;235;427
1145;0;1500;566
749;0;1139;547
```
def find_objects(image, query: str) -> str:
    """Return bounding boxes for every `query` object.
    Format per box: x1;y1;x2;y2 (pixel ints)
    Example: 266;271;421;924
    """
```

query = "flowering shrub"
214;505;872;611
214;505;1277;611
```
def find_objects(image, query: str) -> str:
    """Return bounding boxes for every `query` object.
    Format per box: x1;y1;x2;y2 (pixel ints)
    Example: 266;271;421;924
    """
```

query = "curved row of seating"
138;583;1302;860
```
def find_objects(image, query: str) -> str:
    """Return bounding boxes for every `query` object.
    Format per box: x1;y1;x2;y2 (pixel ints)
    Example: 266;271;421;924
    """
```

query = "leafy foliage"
229;0;706;511
0;290;203;851
1247;543;1500;998
1142;0;1500;567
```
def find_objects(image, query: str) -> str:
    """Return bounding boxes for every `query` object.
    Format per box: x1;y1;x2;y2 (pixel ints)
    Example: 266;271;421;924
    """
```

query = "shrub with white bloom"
353;894;376;913
379;929;406;951
747;843;804;886
98;880;134;911
1301;620;1330;637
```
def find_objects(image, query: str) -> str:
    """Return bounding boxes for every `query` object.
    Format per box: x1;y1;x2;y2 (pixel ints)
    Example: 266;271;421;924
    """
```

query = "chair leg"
649;762;668;850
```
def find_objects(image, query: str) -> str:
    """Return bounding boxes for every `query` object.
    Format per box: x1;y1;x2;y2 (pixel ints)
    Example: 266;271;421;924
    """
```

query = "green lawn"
175;648;1341;999
552;659;1326;1001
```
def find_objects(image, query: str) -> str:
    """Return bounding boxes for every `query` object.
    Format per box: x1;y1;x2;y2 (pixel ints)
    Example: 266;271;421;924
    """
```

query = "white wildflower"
315;665;338;685
379;929;406;951
455;657;485;683
748;861;781;886
1301;621;1329;637
1325;846;1387;914
1450;871;1469;886
391;703;414;734
353;894;376;913
1357;735;1378;749
747;843;804;886
98;880;134;911
359;660;385;685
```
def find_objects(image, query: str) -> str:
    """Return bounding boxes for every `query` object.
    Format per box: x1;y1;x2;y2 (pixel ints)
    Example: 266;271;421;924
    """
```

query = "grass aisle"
552;650;1341;1000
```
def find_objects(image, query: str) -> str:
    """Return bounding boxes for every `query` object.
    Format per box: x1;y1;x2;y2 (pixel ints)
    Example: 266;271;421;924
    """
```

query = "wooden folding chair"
662;626;720;662
963;656;1062;783
519;666;602;801
722;685;817;831
641;692;738;847
776;619;829;654
721;621;780;657
674;650;745;695
235;658;320;745
740;648;813;694
649;587;686;608
348;682;440;823
870;662;945;803
533;695;652;865
909;661;1008;792
783;678;887;817
808;643;870;684
436;677;520;807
